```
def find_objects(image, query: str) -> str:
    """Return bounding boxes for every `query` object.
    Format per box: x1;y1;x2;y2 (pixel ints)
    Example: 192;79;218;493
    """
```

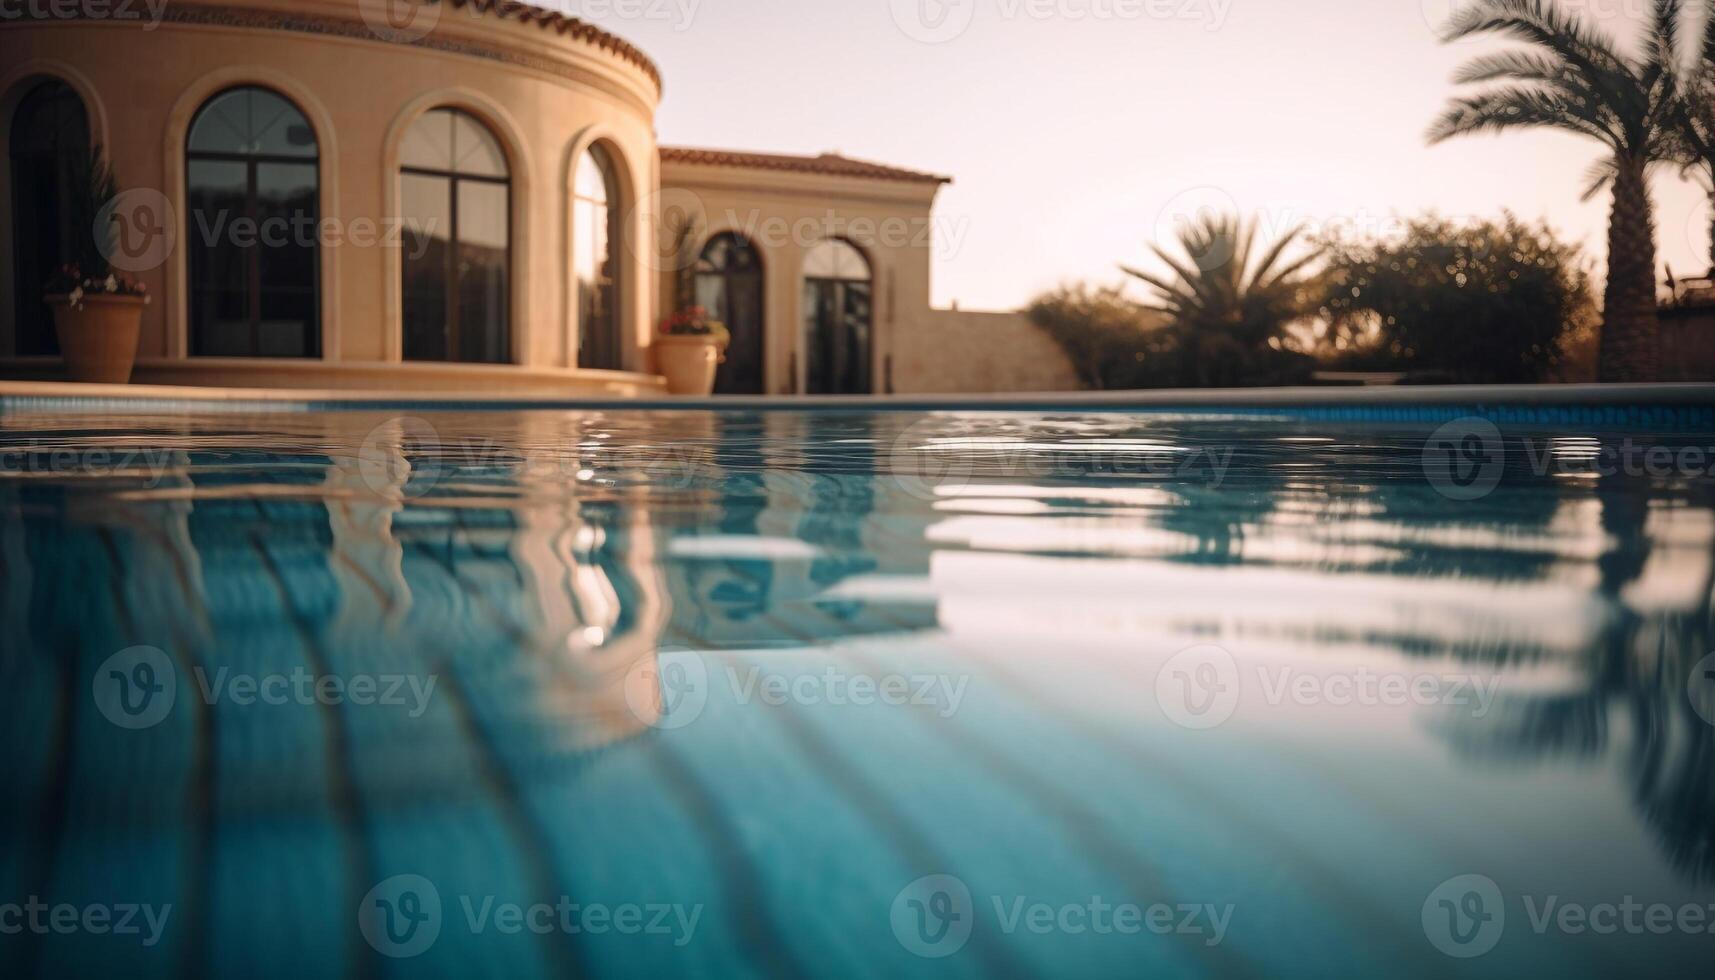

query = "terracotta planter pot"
47;293;146;384
654;334;726;396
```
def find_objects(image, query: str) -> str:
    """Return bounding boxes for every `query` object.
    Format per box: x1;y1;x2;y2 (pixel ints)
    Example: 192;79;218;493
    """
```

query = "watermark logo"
359;416;445;499
359;875;443;959
1422;875;1505;959
1690;653;1715;727
1687;197;1713;267
358;0;441;43
92;646;176;730
1420;0;1483;37
890;0;979;44
1153;186;1241;271
97;189;176;274
1423;418;1504;502
624;647;710;730
888;418;976;501
1155;644;1240;730
891;874;974;958
626;186;710;274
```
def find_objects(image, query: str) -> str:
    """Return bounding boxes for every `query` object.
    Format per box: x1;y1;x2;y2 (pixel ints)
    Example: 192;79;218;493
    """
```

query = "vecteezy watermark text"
1155;645;1501;730
358;875;701;959
889;875;1233;958
0;0;168;29
890;0;1234;45
1422;874;1715;959
0;898;172;947
93;647;438;730
190;212;438;262
888;421;1237;501
1423;418;1715;501
0;444;176;485
624;649;970;730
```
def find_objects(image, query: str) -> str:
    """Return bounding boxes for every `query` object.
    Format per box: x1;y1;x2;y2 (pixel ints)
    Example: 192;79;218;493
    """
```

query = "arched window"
696;233;765;395
802;239;872;395
574;145;621;370
186;86;321;358
8;79;90;356
400;108;510;364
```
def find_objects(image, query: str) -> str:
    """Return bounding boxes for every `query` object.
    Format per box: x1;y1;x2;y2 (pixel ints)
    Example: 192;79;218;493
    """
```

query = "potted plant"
43;147;149;384
654;306;730;396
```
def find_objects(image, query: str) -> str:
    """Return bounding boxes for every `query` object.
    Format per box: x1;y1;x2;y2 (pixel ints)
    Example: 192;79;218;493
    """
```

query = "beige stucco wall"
0;0;661;386
894;308;1079;394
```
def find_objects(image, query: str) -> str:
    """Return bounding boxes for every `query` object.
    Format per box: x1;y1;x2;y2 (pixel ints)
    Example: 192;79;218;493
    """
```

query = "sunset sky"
579;0;1712;311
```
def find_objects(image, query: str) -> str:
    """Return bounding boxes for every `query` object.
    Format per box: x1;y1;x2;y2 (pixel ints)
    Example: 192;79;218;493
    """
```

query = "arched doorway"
8;78;90;356
696;232;764;395
802;239;872;395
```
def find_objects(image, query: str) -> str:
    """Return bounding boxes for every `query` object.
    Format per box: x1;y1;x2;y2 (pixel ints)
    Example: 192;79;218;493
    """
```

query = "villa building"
0;0;1074;396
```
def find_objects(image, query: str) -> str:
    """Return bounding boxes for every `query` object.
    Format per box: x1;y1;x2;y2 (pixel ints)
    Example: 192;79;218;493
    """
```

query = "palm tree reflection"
1442;472;1715;883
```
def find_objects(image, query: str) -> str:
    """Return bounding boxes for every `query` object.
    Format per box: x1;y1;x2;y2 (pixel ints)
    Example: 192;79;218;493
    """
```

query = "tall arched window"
187;86;321;358
696;233;765;395
9;79;90;356
574;145;621;370
802;240;872;395
400;108;510;364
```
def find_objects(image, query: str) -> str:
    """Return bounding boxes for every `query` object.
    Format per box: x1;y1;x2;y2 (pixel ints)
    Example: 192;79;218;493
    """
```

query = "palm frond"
1428;85;1611;144
1452;49;1573;86
1580;157;1618;201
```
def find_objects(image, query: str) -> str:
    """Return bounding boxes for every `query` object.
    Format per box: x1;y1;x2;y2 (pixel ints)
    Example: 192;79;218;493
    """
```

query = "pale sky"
573;0;1712;311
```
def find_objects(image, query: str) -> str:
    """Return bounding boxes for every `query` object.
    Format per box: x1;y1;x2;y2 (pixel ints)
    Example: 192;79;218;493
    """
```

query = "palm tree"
1670;0;1715;272
1121;213;1318;387
1429;0;1686;383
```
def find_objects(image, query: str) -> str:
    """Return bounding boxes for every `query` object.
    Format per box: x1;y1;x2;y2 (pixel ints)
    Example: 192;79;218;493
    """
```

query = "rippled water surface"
2;405;1713;979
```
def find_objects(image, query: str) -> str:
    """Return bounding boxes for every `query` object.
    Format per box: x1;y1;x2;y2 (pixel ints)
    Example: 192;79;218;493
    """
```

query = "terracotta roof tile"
660;147;952;185
436;0;661;87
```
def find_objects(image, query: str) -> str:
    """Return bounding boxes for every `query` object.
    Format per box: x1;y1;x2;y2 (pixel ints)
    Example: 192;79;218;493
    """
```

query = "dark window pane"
402;173;452;362
804;278;872;396
456;180;509;364
187;159;249;356
8;79;89;356
192;290;253;356
259;288;316;357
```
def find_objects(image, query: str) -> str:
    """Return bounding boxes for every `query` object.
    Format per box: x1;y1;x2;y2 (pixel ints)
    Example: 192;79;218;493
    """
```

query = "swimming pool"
2;395;1712;978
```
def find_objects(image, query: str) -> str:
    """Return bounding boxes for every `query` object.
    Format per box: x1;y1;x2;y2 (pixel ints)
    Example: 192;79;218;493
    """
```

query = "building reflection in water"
660;411;938;651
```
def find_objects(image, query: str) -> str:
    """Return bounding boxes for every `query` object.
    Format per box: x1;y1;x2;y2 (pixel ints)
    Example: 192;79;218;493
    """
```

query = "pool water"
1;404;1713;979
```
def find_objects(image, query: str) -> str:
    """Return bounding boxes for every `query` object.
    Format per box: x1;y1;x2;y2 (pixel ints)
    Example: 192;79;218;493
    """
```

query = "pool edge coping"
2;380;1712;413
